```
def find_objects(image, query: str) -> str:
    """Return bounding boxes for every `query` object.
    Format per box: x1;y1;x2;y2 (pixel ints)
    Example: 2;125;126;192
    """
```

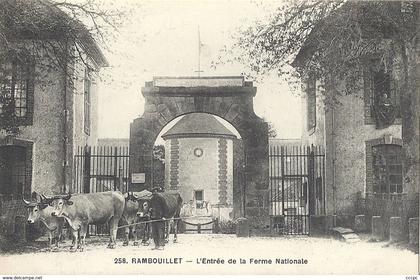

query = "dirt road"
0;234;417;275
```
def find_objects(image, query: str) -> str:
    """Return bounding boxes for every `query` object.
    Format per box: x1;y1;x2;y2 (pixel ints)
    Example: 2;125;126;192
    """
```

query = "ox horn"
41;194;53;204
22;197;36;207
22;197;31;206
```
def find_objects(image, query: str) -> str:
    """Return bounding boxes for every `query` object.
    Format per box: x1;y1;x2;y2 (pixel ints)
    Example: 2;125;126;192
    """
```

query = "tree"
226;1;419;193
261;117;277;138
0;0;125;134
0;0;124;70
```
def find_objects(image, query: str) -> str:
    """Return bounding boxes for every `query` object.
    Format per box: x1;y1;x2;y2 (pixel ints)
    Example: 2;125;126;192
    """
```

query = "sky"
96;0;302;140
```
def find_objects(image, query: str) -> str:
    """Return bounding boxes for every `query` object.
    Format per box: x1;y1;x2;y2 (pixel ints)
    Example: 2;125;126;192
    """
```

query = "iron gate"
269;145;325;235
72;145;129;194
72;145;130;236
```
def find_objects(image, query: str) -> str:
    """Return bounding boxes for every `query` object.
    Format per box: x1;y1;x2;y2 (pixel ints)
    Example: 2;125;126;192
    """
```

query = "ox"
142;190;182;250
121;190;152;246
48;191;125;252
23;194;65;251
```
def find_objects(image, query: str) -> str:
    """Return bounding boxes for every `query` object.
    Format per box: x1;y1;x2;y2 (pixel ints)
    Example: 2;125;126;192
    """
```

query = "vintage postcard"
0;0;418;276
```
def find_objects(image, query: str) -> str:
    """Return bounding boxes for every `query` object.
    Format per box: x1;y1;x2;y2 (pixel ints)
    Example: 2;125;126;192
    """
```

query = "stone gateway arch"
129;76;269;227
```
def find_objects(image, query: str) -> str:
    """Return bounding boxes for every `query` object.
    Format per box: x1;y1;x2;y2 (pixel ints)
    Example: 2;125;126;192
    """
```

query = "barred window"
84;68;91;135
372;144;403;194
0;57;33;121
306;74;316;132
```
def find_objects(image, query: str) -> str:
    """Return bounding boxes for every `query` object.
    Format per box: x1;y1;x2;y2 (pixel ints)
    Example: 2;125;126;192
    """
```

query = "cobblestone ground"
0;234;418;275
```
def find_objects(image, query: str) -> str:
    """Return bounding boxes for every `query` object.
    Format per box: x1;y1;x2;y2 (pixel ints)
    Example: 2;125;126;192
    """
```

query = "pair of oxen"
23;190;182;252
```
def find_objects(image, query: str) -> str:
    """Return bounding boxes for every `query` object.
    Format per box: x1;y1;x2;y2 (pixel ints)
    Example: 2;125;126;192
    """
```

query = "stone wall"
0;62;66;195
130;80;269;225
300;78;326;147
302;83;402;215
167;137;231;205
72;60;99;148
0;55;100;196
329;95;401;215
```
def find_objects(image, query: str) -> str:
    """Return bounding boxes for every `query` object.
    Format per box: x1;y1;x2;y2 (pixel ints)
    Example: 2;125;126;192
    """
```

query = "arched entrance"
129;76;269;225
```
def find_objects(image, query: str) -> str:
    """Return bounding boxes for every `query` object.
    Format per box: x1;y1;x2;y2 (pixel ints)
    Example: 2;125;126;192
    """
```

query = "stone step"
332;227;354;234
331;227;361;243
342;233;361;243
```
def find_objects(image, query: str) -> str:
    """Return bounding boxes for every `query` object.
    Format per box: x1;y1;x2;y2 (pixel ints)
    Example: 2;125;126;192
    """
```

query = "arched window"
372;144;403;194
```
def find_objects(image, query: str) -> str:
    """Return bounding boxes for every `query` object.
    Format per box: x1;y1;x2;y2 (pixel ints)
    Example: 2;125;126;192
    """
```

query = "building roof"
291;2;393;68
0;0;108;68
161;113;237;140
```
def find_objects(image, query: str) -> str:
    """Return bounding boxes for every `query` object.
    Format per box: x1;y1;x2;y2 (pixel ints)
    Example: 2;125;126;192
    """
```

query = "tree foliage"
227;0;419;189
221;1;417;107
0;0;125;134
0;0;124;71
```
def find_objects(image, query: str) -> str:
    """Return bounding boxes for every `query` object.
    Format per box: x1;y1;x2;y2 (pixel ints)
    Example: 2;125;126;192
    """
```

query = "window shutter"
84;69;91;135
306;75;316;131
390;77;400;118
25;60;35;126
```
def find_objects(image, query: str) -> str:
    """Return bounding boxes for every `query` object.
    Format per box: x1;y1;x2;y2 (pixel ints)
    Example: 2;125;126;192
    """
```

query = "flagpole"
198;25;201;77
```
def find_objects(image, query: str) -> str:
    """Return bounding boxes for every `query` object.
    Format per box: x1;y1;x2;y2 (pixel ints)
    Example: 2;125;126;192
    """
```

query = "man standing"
150;188;167;250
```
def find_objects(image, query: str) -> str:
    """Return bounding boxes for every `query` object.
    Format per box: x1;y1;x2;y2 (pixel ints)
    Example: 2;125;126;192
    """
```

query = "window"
306;74;316;132
372;144;403;194
374;70;390;98
370;68;400;129
194;190;203;201
373;69;400;117
84;68;91;135
0;146;27;199
364;60;400;126
194;190;204;209
0;56;34;124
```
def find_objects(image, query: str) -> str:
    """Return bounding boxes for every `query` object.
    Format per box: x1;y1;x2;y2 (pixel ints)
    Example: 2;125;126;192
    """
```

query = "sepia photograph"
0;0;418;276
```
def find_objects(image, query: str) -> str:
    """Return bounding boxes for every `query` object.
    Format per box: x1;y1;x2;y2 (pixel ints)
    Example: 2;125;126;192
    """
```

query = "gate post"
308;146;316;215
118;167;124;193
113;147;118;191
83;145;91;193
280;146;285;215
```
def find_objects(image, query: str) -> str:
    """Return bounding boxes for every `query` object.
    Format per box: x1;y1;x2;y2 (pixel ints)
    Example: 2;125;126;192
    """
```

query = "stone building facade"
300;73;404;215
0;2;107;200
296;3;419;216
